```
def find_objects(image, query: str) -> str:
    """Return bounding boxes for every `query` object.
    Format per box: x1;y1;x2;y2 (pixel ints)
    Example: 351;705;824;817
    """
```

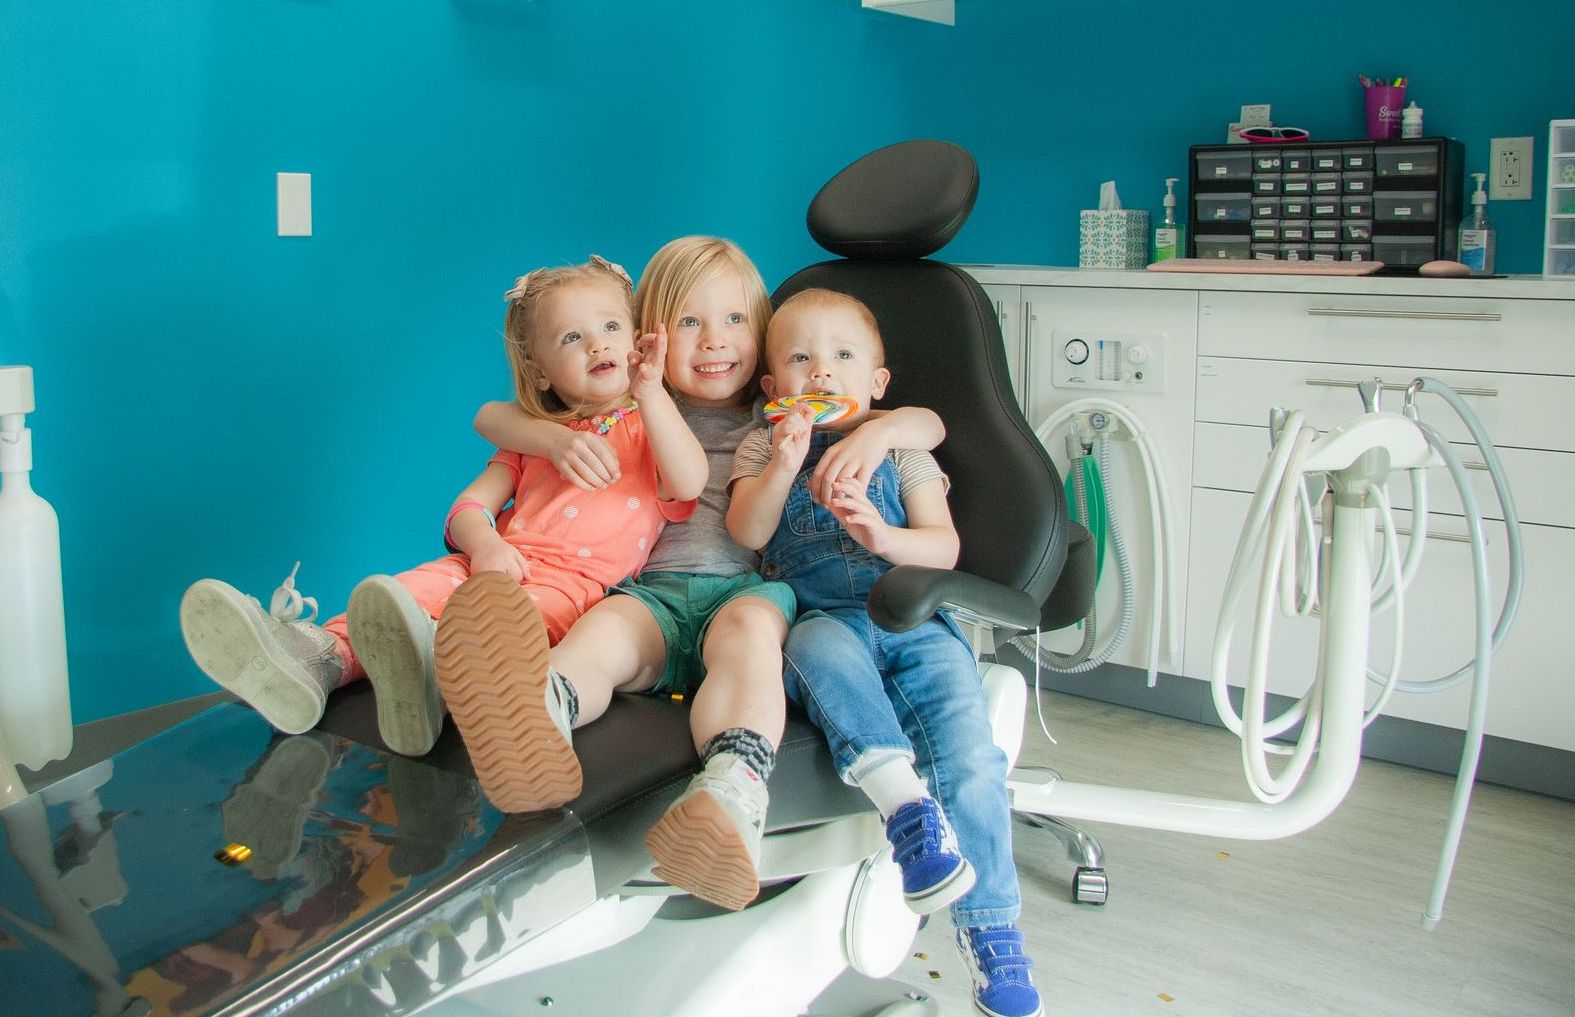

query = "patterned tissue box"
1079;209;1151;269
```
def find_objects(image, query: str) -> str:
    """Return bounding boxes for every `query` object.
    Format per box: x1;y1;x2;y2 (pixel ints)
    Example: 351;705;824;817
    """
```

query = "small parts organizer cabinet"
1190;137;1464;270
968;265;1575;793
1546;118;1575;276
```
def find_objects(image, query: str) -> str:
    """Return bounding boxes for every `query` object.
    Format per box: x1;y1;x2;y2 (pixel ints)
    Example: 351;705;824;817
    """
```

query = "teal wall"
1;1;1567;723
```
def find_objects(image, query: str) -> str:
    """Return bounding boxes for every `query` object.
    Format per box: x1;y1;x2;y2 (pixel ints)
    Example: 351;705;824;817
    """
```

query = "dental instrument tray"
1188;136;1463;272
1146;258;1385;275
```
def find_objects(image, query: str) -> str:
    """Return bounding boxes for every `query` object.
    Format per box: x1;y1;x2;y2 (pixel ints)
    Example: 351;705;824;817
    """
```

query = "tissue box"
1079;210;1151;269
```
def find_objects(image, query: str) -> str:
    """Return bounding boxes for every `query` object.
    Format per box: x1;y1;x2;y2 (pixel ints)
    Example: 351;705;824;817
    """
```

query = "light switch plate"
277;172;312;236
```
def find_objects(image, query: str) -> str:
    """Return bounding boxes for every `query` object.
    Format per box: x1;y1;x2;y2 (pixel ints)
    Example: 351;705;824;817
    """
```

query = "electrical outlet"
1490;136;1533;200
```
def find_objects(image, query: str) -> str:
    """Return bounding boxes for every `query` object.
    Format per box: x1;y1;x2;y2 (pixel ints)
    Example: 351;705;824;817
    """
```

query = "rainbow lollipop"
763;393;860;425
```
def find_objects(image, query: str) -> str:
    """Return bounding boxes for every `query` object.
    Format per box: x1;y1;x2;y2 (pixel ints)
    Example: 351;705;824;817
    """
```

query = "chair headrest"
807;140;978;261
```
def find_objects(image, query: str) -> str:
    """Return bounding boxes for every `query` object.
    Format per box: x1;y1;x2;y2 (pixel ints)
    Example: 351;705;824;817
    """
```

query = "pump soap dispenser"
1458;173;1496;274
0;366;73;771
1153;178;1185;262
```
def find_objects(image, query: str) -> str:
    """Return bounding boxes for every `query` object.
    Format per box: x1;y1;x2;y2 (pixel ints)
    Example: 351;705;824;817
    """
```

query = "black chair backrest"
773;140;1069;607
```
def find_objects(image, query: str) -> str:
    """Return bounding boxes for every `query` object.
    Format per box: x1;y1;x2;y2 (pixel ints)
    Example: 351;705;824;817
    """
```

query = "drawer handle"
1310;514;1484;546
1304;377;1499;398
1392;525;1477;545
1024;302;1036;413
1305;307;1502;322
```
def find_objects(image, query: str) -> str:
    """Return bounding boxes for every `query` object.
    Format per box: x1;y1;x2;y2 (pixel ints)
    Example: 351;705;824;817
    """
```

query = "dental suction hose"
1208;378;1518;929
1018;436;1136;672
1014;399;1180;683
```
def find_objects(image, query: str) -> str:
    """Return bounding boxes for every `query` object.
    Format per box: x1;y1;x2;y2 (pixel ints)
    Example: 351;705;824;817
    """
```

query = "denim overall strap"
760;430;906;615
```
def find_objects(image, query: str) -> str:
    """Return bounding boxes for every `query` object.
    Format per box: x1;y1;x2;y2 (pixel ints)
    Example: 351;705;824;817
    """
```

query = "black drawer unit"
1189;137;1463;270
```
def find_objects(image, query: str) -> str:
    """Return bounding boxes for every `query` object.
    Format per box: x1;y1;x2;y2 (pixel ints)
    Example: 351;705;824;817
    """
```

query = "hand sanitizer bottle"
0;366;73;771
1458;173;1496;274
1153;177;1185;262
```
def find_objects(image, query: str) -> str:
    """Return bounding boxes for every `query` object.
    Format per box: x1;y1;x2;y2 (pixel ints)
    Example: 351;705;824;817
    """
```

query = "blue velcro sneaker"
957;924;1042;1017
885;796;976;913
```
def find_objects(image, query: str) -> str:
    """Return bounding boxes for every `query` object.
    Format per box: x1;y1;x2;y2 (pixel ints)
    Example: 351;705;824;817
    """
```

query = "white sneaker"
180;564;343;734
347;575;443;757
645;753;769;911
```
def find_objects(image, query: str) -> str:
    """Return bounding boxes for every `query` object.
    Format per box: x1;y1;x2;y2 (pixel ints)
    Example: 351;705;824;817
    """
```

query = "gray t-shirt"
643;403;761;577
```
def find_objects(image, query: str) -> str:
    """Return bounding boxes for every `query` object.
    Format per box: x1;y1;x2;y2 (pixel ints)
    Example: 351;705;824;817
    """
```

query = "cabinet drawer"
1192;420;1575;527
1195;355;1575;452
1197;291;1575;375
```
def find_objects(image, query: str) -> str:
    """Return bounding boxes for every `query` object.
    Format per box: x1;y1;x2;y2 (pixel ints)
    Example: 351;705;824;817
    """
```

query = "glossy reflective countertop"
0;704;595;1016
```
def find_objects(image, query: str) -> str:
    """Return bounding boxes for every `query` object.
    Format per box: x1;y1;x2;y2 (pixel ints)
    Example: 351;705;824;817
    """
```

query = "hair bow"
590;254;632;286
503;269;542;303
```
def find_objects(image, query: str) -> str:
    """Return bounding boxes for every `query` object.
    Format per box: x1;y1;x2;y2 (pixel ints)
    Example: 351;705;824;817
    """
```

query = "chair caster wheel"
1072;866;1108;905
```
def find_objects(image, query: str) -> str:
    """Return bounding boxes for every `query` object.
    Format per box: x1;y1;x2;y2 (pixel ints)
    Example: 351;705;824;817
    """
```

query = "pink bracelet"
444;501;497;547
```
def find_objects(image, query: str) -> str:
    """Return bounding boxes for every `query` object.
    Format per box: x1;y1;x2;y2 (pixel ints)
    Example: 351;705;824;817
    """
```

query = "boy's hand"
770;402;814;477
828;478;893;557
545;429;620;491
470;540;532;583
629;324;668;402
811;415;889;505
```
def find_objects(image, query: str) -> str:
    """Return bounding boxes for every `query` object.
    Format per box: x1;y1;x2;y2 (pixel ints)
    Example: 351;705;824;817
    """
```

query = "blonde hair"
767;288;885;367
501;255;635;422
637;236;773;403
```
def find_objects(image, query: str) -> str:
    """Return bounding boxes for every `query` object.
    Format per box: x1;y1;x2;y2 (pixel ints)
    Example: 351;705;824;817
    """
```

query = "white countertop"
961;265;1575;300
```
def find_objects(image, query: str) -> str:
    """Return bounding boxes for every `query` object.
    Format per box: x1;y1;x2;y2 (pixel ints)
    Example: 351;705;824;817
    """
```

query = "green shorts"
610;571;797;696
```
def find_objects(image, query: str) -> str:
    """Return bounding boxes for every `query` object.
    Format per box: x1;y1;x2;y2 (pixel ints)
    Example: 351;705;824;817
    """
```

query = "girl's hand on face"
470;540;533;583
628;324;668;402
811;416;887;506
546;429;621;491
828;478;892;557
771;402;814;477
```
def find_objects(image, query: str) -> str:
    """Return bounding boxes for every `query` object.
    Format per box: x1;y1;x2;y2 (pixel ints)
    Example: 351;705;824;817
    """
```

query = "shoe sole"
645;788;760;911
905;857;977;915
974;997;1044;1017
432;572;580;813
180;580;327;734
348;575;442;757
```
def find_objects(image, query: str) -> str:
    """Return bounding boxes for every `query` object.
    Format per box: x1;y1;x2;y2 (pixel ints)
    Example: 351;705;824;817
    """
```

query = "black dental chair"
773;138;1103;899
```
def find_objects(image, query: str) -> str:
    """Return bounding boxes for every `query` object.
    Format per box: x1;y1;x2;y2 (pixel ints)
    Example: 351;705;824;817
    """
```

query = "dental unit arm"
1010;376;1520;930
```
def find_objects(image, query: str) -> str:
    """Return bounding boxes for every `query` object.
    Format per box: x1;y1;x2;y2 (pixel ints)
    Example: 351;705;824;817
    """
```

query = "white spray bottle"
0;366;73;771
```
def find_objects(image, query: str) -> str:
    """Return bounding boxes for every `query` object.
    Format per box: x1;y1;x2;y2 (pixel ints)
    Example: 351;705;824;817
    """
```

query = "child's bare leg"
646;596;788;912
549;594;667;728
689;596;788;750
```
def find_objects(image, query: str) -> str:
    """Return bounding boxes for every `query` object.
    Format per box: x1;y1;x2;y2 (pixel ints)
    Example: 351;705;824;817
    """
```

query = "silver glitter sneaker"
180;563;343;734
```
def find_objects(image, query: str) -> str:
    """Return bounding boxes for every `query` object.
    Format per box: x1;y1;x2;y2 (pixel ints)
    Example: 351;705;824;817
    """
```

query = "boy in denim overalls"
727;289;1042;1017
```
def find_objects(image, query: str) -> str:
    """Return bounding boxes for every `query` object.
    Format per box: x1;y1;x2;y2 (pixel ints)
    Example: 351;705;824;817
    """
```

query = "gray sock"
550;667;579;726
701;727;776;783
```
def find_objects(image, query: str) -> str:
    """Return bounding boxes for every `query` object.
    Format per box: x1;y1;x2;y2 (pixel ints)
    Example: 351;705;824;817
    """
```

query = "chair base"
1010;765;1109;906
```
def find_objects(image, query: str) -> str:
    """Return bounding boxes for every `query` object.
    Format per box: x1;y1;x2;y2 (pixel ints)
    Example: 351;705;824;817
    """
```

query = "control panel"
1049;330;1166;392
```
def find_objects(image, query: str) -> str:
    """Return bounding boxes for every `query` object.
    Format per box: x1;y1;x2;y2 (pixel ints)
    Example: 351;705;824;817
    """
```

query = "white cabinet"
976;275;1198;674
966;265;1575;760
980;282;1027;408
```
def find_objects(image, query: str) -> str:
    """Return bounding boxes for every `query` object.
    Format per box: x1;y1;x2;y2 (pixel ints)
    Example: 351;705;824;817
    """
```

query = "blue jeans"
782;611;1019;927
760;432;1021;929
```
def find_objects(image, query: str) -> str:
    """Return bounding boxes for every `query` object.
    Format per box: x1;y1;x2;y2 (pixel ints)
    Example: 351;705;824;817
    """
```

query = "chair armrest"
867;565;1040;634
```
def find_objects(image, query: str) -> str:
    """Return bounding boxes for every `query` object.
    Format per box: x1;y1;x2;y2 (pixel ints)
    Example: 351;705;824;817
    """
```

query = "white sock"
854;754;930;819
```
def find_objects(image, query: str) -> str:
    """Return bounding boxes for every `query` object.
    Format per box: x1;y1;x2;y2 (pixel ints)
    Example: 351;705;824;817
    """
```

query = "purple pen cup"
1365;84;1405;139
